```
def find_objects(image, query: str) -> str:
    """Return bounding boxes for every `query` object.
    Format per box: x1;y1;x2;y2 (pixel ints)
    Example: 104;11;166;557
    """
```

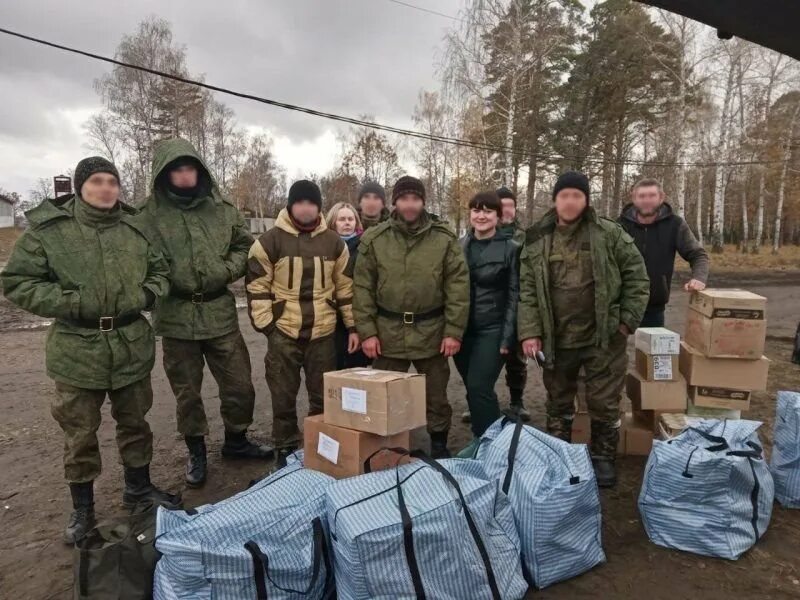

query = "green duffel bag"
73;502;159;600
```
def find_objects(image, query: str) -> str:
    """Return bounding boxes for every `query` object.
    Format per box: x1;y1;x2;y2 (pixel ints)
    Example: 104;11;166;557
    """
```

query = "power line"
0;25;785;169
384;0;464;22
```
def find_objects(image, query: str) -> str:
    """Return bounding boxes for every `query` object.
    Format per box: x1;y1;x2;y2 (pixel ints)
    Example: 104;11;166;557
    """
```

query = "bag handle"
363;447;410;473
684;427;729;452
406;451;503;600
498;417;580;491
244;517;333;598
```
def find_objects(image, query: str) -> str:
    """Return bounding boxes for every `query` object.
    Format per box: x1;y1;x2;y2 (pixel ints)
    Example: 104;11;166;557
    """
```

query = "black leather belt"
377;305;445;324
61;314;141;332
170;288;228;304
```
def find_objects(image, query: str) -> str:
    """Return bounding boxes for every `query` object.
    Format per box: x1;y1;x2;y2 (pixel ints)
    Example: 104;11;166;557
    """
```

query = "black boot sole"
221;447;275;460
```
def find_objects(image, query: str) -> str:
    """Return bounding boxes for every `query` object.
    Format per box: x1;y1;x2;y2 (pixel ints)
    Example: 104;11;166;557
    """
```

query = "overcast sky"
0;0;463;197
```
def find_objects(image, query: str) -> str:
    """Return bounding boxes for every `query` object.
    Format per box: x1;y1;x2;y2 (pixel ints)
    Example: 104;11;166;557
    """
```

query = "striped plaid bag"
478;419;605;589
326;453;528;600
771;391;800;508
639;419;774;559
153;454;336;599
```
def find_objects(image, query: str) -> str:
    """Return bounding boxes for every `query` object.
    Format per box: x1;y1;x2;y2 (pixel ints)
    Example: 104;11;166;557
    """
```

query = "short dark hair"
632;177;663;193
468;191;502;217
496;186;516;205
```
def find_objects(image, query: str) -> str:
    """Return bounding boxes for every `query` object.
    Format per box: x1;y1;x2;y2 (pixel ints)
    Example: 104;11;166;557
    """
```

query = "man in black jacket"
619;178;709;327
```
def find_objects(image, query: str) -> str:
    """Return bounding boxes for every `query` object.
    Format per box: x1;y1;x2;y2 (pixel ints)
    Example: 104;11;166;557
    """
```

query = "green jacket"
142;138;254;340
0;196;169;389
353;211;470;359
518;207;649;366
500;218;526;245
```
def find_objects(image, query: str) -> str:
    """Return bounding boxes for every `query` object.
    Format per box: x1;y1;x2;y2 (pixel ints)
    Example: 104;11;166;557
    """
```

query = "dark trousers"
265;330;336;448
640;306;666;328
162;329;255;438
453;328;504;437
504;347;527;404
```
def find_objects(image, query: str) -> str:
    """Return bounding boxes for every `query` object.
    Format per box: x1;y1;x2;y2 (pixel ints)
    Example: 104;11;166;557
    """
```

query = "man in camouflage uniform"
356;181;390;230
518;171;649;487
247;180;358;467
1;157;180;544
353;176;470;458
144;138;271;489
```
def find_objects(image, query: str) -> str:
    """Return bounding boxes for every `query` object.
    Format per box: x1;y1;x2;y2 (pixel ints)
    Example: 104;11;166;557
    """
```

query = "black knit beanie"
287;179;322;210
496;186;516;204
74;156;120;195
552;171;590;203
391;176;426;204
358;181;386;204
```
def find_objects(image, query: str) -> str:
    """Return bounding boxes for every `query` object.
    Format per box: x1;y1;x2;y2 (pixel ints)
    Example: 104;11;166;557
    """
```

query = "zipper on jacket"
319;256;325;288
288;257;294;289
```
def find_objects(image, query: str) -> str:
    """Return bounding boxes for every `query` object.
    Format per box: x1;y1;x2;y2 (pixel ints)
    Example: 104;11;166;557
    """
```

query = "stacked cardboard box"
571;388;651;456
681;289;769;417
628;327;686;440
302;368;427;479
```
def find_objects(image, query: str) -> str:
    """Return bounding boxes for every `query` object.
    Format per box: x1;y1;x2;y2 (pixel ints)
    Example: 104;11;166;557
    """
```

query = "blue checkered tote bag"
326;452;528;600
639;419;774;559
478;419;605;589
153;456;336;599
771;391;800;508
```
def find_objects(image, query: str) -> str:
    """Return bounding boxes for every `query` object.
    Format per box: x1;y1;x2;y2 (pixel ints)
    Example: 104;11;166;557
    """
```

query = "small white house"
0;195;14;229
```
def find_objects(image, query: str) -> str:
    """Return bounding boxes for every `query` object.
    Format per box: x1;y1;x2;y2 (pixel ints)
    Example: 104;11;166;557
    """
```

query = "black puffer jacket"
460;227;521;348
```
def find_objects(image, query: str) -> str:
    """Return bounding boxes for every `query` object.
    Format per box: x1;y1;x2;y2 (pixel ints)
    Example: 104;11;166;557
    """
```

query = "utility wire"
384;0;464;22
0;26;786;168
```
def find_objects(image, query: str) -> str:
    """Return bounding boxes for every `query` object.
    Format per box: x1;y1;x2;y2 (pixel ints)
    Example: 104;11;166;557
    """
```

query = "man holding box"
247;180;359;468
519;171;649;487
619;178;709;327
353;176;470;459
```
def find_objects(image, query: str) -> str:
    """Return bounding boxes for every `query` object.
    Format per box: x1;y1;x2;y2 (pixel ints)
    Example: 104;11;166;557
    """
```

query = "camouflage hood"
149;137;222;202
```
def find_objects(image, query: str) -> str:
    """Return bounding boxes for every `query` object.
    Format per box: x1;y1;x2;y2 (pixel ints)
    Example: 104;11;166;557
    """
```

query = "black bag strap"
501;420;524;495
78;547;90;598
409;451;502;600
685;427;729;452
244;517;331;598
392;456;427;600
363;446;410;473
727;441;764;459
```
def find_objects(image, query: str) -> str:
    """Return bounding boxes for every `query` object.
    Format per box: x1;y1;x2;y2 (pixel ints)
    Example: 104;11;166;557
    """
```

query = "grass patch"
675;244;800;273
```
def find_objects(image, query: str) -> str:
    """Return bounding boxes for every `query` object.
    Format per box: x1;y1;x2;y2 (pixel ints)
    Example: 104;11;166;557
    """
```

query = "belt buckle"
403;312;415;325
99;316;114;332
191;292;204;304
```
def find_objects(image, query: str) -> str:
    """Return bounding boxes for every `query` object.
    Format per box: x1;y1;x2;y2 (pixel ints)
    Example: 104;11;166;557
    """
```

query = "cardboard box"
634;408;685;434
688;385;751;411
323;368;426;436
623;413;654;456
635;327;681;355
658;413;706;440
635;349;680;381
686;400;741;420
626;371;686;411
684;289;767;359
571;412;625;455
678;342;769;391
303;415;410;479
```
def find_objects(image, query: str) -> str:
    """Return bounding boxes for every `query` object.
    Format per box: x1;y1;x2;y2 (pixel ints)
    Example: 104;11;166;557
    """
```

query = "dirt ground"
1;271;799;599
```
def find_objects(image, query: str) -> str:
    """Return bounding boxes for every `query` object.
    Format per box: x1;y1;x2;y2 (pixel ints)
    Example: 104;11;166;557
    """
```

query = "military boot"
221;430;274;460
430;431;451;459
590;420;620;488
275;446;298;470
546;415;573;443
64;481;95;545
122;465;182;510
508;401;531;422
184;436;207;488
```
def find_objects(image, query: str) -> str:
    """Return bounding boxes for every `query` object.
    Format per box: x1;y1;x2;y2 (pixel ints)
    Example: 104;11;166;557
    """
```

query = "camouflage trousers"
504;345;528;405
373;353;452;435
265;330;336;449
52;377;154;483
543;331;628;459
162;329;255;438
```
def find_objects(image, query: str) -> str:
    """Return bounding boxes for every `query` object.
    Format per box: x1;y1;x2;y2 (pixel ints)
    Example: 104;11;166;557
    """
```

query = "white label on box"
652;355;673;380
341;387;367;414
317;433;340;464
652;336;679;355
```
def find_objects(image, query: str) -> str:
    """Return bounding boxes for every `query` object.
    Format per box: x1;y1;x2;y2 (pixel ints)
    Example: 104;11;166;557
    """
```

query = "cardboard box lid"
688;289;766;318
325;368;424;384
